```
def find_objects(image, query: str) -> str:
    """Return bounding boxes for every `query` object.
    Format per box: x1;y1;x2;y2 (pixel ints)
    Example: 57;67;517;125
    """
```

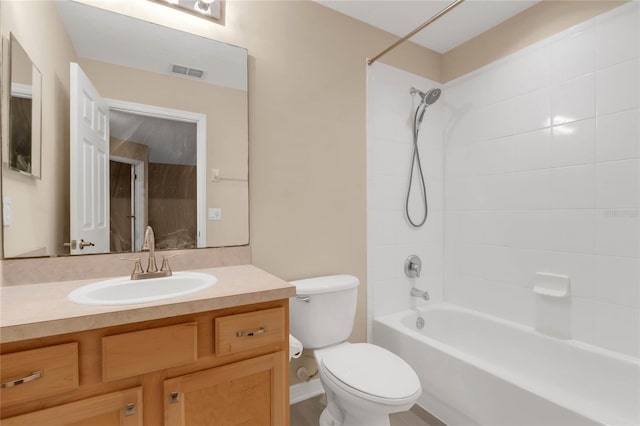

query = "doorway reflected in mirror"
109;110;198;253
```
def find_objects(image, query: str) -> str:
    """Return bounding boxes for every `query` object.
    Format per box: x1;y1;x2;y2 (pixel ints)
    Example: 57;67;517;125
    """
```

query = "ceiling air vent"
171;64;205;79
187;68;204;78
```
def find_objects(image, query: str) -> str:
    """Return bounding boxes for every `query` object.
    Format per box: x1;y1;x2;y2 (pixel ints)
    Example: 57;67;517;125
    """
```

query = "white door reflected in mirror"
69;62;110;255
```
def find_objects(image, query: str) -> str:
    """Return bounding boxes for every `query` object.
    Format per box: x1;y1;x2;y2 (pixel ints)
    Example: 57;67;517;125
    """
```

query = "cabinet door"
1;387;142;426
164;352;287;426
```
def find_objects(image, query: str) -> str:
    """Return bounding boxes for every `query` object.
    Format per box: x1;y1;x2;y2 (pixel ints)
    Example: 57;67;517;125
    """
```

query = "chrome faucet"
129;226;172;280
410;288;430;301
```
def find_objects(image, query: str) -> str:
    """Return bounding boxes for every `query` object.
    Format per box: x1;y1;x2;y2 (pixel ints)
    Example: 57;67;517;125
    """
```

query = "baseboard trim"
290;378;324;405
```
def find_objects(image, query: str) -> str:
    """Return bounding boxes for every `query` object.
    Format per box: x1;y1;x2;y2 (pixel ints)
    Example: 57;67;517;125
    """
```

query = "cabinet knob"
169;392;180;404
124;403;136;416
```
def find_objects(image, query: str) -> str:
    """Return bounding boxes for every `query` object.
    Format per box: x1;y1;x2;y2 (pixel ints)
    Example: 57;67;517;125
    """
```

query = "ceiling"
314;0;540;53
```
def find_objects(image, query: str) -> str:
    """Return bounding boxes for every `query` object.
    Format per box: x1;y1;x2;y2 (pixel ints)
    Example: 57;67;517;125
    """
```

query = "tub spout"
410;287;429;301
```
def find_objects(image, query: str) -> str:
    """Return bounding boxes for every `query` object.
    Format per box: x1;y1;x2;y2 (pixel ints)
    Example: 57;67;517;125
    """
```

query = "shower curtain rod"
367;0;465;66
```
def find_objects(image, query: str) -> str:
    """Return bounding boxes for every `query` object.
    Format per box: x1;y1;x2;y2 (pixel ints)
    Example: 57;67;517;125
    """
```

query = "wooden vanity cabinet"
0;300;289;426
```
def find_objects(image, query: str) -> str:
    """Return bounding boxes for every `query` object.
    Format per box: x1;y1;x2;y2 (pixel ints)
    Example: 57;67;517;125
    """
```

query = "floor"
290;395;445;426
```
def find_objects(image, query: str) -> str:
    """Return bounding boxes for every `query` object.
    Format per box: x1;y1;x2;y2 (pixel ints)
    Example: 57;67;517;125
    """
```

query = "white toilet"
290;275;421;426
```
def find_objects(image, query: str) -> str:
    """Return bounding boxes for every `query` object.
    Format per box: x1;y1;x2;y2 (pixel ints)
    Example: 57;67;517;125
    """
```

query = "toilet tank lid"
290;275;359;295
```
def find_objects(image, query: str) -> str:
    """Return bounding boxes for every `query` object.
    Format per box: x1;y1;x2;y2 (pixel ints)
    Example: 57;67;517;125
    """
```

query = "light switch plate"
3;196;11;227
208;207;222;220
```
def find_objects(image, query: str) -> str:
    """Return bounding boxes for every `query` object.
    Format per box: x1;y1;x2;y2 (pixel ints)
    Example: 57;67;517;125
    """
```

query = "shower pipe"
367;0;465;66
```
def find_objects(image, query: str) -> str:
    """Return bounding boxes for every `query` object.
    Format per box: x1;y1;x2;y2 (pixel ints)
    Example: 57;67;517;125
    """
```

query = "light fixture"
194;0;215;15
152;0;222;21
171;64;205;79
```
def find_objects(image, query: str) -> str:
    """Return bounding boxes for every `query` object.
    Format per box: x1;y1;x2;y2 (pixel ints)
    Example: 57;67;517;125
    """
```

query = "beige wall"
442;0;626;82
224;1;440;347
78;58;249;248
1;1;76;257
10;37;32;86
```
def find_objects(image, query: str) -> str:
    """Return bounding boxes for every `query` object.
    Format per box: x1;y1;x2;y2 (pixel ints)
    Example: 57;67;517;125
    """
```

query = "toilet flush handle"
296;296;311;303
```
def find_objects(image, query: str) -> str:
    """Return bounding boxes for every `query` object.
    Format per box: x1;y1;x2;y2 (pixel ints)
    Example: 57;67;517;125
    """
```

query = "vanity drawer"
0;342;79;406
215;307;285;356
1;386;143;426
102;322;197;381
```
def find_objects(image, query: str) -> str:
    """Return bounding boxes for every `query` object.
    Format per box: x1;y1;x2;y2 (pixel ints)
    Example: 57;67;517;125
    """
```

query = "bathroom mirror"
8;34;41;178
1;0;248;258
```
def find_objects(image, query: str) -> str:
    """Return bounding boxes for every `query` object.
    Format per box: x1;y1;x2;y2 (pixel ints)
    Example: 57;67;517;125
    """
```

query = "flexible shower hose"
405;105;428;227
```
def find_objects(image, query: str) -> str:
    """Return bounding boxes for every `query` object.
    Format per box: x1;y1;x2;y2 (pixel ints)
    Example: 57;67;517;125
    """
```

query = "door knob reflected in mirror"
79;239;95;249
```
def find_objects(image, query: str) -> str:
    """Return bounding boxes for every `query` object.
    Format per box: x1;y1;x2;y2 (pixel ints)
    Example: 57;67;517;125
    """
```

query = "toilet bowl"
316;342;421;426
290;275;421;426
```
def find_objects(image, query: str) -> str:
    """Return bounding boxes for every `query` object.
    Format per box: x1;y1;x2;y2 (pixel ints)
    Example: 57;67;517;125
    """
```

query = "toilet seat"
320;343;421;405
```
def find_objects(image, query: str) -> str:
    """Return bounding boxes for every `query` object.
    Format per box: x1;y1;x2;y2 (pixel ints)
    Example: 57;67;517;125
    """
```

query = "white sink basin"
68;271;217;306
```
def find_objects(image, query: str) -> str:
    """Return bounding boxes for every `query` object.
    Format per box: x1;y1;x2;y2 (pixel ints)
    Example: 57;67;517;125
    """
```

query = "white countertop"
0;264;295;344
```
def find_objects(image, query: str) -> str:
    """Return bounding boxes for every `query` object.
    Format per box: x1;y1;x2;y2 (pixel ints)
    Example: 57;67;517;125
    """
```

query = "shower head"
411;87;441;126
423;88;441;105
410;87;441;106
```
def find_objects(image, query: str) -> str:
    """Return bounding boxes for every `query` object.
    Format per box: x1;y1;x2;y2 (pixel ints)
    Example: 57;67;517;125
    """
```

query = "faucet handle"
121;257;144;275
404;255;422;278
160;253;180;273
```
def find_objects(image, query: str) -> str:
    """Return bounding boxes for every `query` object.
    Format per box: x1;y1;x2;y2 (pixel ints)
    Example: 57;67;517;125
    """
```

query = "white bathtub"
372;303;640;426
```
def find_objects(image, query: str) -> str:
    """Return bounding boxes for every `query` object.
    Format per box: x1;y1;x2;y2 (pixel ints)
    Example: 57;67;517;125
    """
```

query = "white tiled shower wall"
367;3;639;357
366;63;444;332
444;2;639;357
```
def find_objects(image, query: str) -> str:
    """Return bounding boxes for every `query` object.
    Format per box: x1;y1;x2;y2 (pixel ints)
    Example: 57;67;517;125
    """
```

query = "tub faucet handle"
405;255;422;278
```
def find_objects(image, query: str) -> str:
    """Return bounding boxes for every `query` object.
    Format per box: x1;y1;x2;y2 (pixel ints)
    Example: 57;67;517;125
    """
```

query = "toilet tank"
289;275;359;349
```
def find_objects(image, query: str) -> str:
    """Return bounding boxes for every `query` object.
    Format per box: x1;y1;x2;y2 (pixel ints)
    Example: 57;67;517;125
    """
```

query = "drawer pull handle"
1;371;44;388
236;327;266;337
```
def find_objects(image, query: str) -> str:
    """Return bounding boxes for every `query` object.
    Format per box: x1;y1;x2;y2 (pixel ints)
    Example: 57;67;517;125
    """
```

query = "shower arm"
367;0;465;66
